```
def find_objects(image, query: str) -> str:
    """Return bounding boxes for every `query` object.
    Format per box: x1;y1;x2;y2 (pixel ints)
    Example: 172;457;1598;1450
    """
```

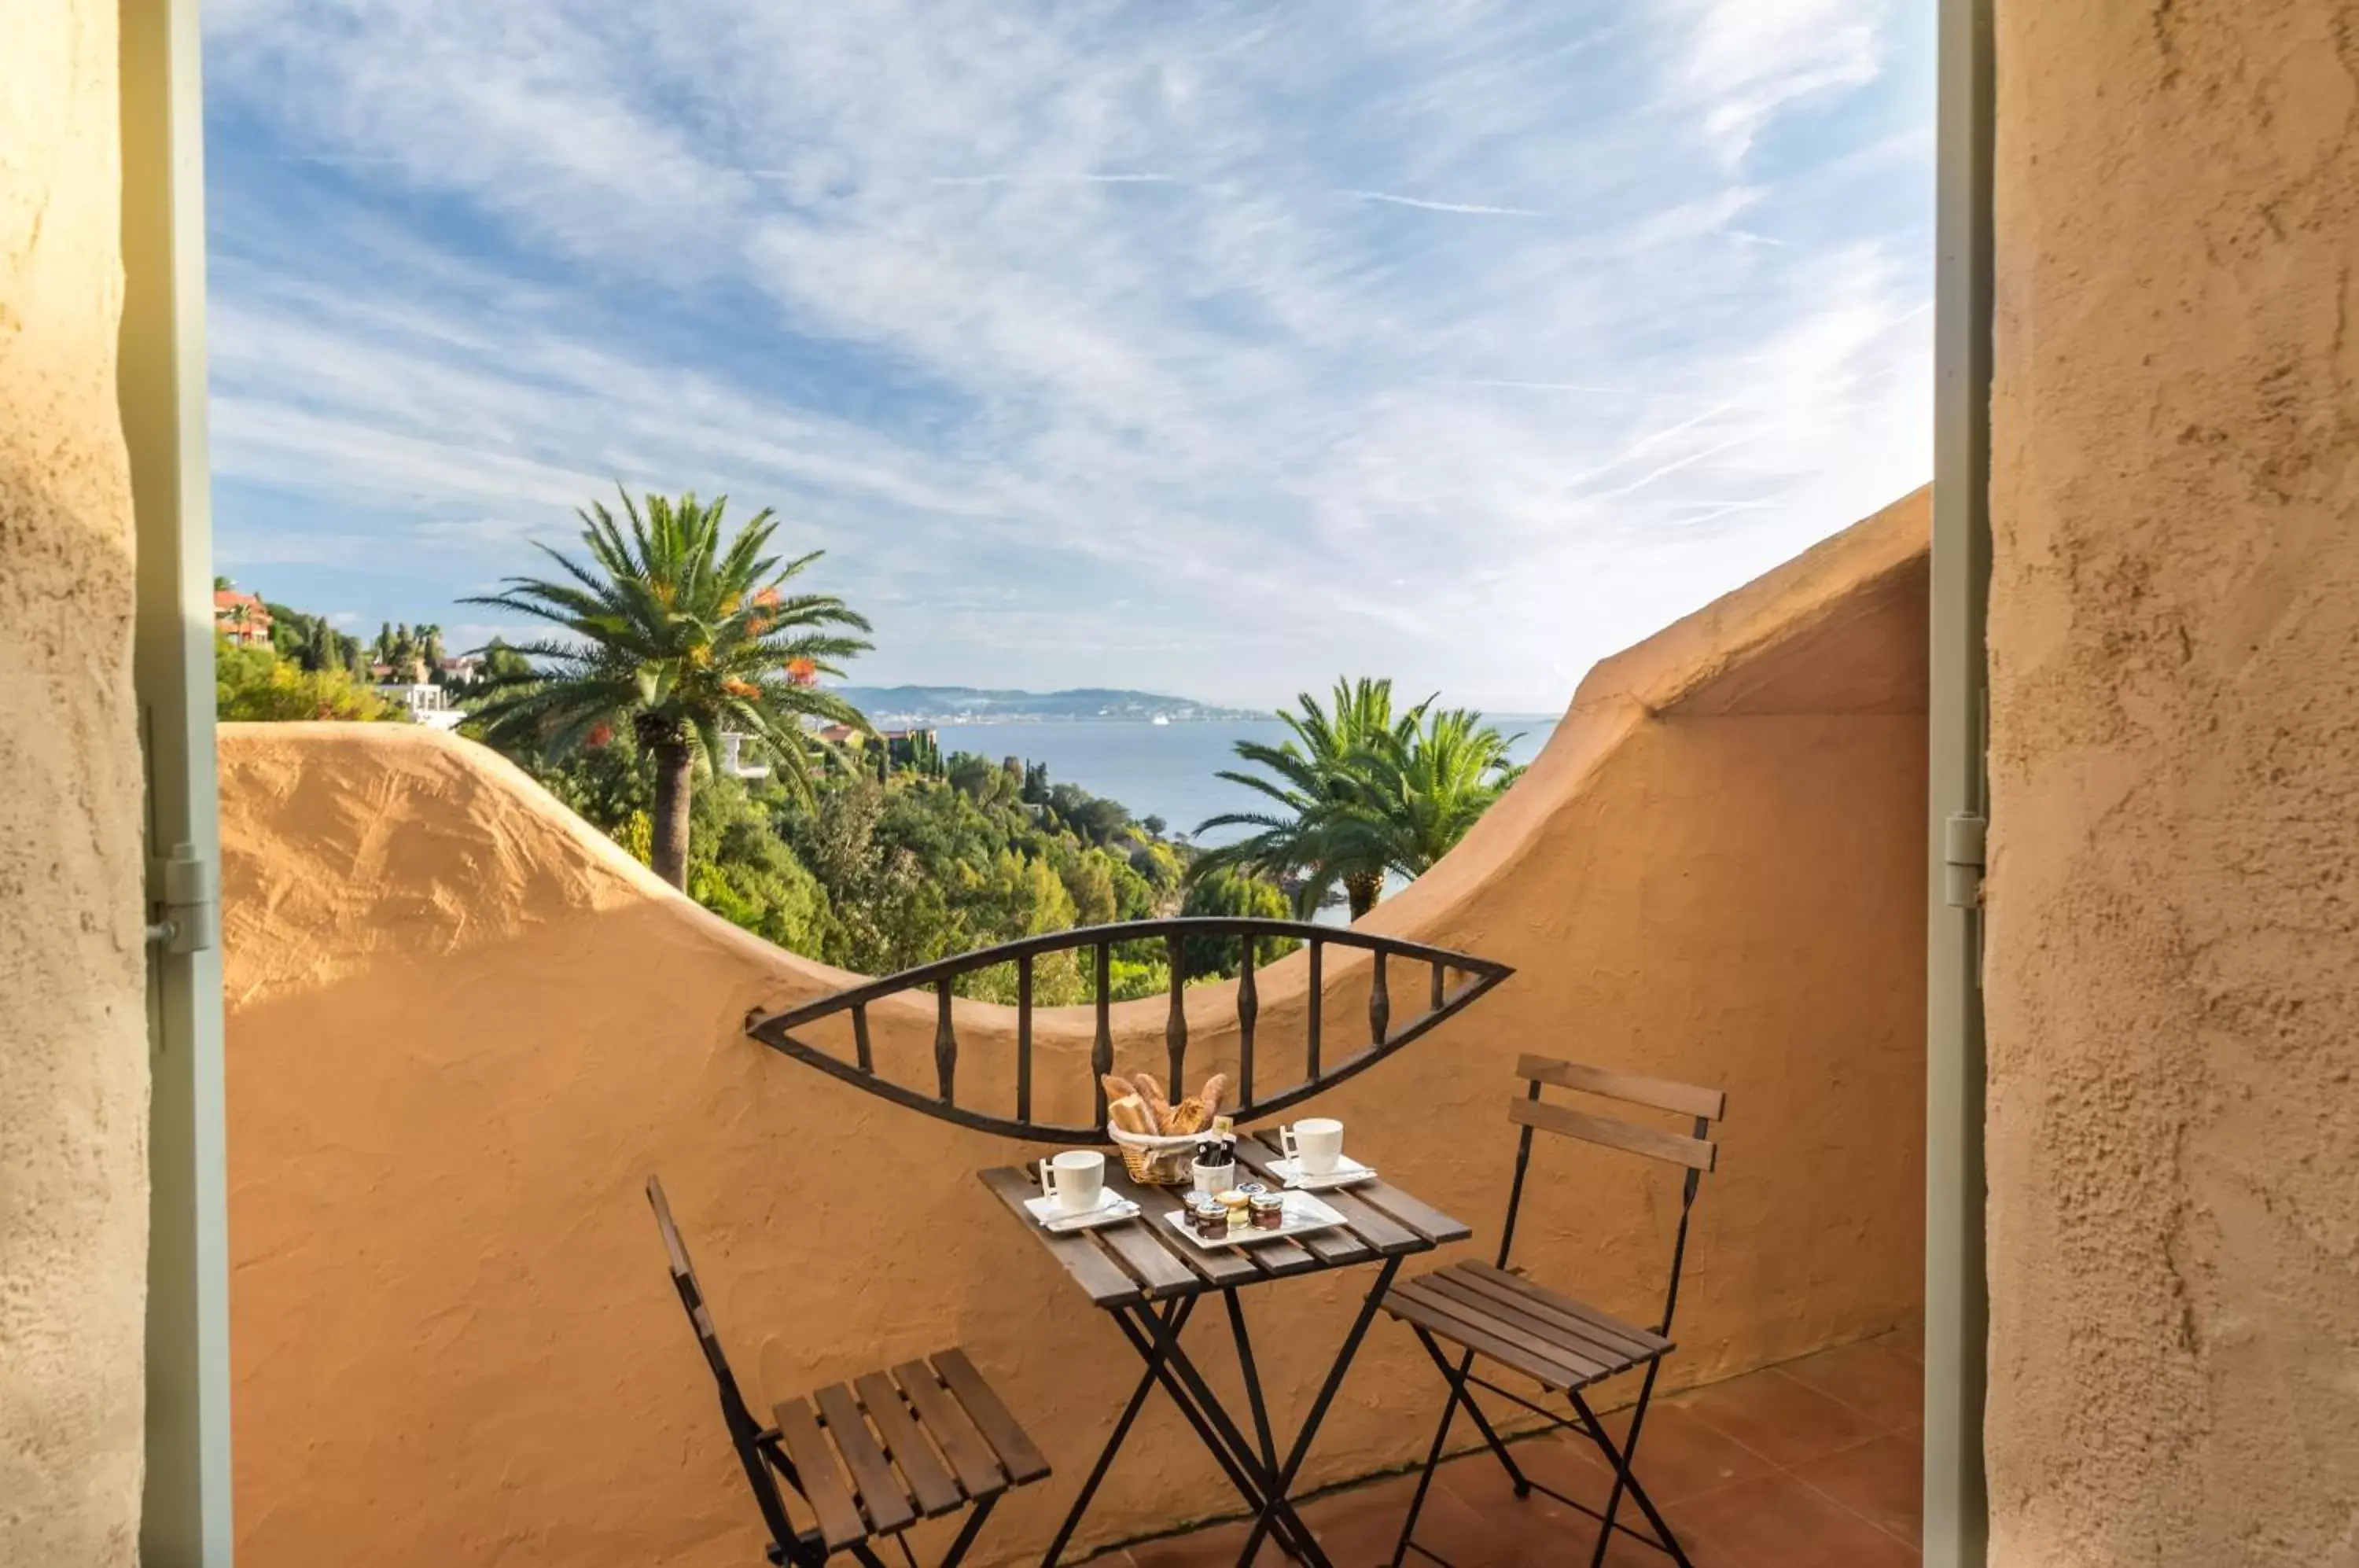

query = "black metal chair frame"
1387;1057;1725;1568
646;1177;1012;1568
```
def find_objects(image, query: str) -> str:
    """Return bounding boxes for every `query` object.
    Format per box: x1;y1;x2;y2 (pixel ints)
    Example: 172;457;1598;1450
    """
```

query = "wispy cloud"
200;0;1927;711
1335;190;1546;217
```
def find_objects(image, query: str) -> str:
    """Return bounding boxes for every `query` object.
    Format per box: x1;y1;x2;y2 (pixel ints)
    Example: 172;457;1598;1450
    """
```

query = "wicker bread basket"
1107;1124;1200;1187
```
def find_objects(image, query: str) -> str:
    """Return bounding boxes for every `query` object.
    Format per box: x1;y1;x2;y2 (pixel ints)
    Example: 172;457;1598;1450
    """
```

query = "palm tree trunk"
650;740;694;889
1345;871;1383;922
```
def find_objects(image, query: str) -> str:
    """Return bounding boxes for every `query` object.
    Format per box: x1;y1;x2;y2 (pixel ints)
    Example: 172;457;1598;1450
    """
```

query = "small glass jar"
1189;1197;1227;1240
1219;1191;1253;1234
1249;1191;1286;1231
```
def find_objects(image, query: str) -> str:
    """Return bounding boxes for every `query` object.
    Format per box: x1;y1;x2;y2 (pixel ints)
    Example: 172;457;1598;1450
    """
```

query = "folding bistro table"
981;1132;1471;1568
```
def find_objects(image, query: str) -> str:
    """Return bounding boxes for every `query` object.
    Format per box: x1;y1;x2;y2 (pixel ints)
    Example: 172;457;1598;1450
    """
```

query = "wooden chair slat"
1514;1055;1726;1121
1424;1268;1649;1370
1507;1095;1717;1172
892;1360;1008;1500
930;1349;1051;1485
977;1168;1143;1307
853;1371;965;1517
1384;1283;1595;1391
1393;1276;1616;1383
1413;1272;1632;1379
772;1396;870;1551
813;1382;918;1536
1455;1262;1670;1358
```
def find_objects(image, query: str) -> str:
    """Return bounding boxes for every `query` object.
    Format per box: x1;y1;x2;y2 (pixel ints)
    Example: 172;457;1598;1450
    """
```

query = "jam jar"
1248;1191;1286;1231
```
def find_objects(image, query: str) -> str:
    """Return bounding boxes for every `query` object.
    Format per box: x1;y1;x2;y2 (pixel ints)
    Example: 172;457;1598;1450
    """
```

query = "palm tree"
1355;706;1525;878
1190;679;1524;921
1189;678;1422;919
463;488;874;889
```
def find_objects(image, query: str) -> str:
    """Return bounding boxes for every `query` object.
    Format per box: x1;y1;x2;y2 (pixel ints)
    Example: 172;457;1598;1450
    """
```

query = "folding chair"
1382;1055;1725;1568
646;1176;1051;1566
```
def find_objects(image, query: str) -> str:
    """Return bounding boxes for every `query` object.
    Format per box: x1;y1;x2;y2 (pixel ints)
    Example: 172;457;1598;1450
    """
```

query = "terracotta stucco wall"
1985;2;2359;1562
219;491;1927;1566
0;3;149;1564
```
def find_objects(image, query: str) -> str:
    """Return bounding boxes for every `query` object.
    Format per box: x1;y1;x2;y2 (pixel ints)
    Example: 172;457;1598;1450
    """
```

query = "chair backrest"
646;1176;803;1562
1496;1055;1728;1334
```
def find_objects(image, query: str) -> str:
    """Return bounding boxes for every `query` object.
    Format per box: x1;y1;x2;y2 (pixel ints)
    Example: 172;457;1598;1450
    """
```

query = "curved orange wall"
220;489;1927;1566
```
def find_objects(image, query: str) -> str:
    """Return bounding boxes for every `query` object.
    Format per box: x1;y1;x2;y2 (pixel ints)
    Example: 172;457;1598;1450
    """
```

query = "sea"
933;716;1559;848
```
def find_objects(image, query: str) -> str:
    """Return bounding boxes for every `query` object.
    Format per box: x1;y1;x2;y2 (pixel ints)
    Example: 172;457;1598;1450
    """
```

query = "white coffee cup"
1283;1117;1345;1176
1042;1150;1106;1213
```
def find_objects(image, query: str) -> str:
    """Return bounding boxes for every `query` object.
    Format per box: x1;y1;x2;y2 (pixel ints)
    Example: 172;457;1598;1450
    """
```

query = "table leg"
1124;1300;1329;1566
1233;1257;1403;1566
1041;1297;1199;1568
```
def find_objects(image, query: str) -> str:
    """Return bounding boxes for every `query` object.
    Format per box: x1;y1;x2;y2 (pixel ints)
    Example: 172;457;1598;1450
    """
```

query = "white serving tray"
1268;1154;1378;1191
1025;1189;1142;1233
1161;1191;1348;1249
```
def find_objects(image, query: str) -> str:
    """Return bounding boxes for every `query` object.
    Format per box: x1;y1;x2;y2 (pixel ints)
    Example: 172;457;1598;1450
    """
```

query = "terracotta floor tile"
1588;1399;1778;1504
1778;1339;1925;1434
1673;1470;1919;1568
1670;1367;1887;1469
1299;1470;1504;1568
1791;1432;1923;1547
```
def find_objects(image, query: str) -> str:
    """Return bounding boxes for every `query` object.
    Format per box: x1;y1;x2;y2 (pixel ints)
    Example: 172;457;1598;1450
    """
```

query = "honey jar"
1248;1191;1286;1231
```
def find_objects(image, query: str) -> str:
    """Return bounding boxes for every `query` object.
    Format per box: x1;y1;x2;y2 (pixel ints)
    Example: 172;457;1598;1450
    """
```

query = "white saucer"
1024;1189;1140;1232
1269;1154;1378;1191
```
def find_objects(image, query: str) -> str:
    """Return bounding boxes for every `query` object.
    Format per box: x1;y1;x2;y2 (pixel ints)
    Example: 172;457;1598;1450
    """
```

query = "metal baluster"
1165;934;1187;1095
1430;959;1447;1014
1306;940;1323;1081
1016;953;1034;1123
1369;950;1391;1044
1237;933;1258;1110
1092;942;1113;1124
852;1003;873;1074
934;978;957;1103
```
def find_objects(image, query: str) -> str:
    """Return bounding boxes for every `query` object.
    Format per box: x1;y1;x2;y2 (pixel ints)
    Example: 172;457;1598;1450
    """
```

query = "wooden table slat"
891;1360;1008;1500
771;1395;870;1551
1347;1177;1474;1245
812;1382;918;1536
977;1167;1143;1307
1233;1139;1421;1254
1088;1212;1202;1297
852;1371;965;1517
1101;1169;1264;1286
1239;1235;1324;1275
931;1349;1051;1484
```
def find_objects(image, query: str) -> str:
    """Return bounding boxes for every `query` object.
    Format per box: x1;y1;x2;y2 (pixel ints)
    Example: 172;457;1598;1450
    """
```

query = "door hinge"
146;842;218;955
1941;812;1986;909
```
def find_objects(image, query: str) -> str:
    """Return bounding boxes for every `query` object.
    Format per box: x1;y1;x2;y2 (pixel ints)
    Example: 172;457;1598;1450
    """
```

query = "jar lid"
1249;1191;1285;1209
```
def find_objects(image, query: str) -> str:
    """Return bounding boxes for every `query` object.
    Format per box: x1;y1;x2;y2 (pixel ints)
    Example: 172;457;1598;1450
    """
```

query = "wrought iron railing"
745;918;1514;1142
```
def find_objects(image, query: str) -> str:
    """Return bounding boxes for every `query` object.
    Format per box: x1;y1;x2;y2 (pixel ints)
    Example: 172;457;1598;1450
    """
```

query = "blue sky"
201;0;1931;712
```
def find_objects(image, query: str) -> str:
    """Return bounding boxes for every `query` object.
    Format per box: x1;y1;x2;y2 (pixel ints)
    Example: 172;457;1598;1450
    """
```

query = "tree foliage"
215;634;399;722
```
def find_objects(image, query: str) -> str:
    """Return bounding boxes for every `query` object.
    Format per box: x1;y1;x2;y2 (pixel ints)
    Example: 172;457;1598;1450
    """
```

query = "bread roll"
1199;1073;1231;1117
1107;1094;1154;1136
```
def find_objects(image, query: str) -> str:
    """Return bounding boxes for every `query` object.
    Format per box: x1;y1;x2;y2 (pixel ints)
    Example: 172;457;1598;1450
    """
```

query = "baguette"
1166;1097;1209;1137
1101;1073;1139;1107
1132;1071;1175;1133
1106;1094;1154;1137
1198;1073;1231;1118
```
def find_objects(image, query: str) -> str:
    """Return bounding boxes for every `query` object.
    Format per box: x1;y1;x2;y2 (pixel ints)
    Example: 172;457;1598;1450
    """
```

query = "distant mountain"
831;685;1266;724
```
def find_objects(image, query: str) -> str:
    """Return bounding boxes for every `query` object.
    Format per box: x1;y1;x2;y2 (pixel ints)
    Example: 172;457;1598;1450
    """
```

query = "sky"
200;0;1933;714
